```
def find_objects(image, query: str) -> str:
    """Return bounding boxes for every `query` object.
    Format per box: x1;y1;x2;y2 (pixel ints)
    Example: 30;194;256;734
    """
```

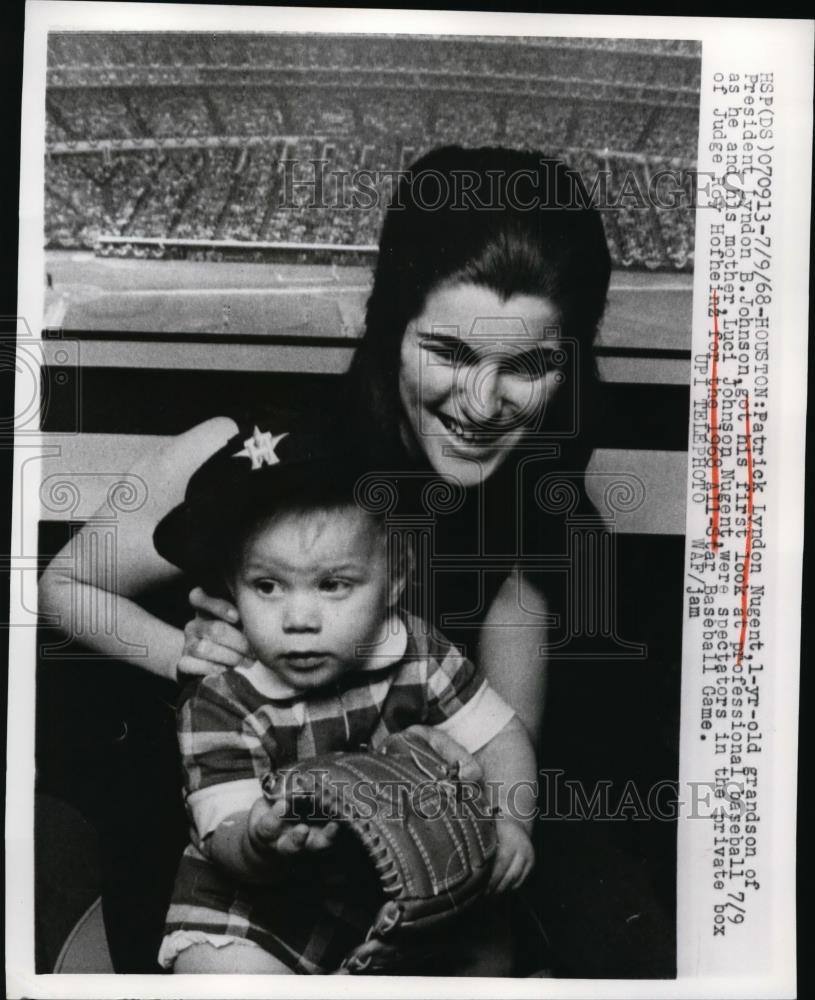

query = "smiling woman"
348;147;609;468
399;284;563;487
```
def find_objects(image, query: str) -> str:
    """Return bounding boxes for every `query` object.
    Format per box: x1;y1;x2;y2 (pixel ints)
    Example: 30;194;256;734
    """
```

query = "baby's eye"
254;579;280;597
319;578;353;595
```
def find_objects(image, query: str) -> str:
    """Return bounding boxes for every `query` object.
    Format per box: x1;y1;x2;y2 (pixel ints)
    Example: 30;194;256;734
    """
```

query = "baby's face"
229;504;396;692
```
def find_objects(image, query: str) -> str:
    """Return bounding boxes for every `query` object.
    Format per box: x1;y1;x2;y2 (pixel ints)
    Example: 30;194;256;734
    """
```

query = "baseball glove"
260;728;498;974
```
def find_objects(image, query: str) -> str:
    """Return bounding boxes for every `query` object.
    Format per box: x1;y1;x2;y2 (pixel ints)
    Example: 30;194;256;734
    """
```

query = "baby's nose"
281;594;321;632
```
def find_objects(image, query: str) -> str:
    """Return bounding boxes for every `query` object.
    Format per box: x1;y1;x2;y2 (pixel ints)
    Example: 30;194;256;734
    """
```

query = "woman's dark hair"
346;145;612;466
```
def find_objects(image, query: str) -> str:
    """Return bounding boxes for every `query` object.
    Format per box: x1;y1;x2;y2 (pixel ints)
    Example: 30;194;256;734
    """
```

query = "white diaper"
158;929;266;969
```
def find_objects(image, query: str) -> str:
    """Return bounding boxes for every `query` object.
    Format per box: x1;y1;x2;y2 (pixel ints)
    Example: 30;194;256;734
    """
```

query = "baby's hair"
205;478;402;596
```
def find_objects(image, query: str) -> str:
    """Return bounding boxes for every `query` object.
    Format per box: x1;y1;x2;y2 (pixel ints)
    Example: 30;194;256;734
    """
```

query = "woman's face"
398;283;565;486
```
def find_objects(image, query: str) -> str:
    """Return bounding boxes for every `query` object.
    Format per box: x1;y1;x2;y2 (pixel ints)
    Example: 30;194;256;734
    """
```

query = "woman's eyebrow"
419;332;561;363
418;333;478;361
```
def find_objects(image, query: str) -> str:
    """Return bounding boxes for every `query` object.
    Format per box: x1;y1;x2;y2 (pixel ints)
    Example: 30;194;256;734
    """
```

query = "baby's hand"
247;797;339;857
487;820;534;895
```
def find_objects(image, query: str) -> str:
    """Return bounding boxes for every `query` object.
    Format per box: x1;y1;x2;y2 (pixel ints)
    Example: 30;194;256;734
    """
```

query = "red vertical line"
709;288;721;551
736;394;753;668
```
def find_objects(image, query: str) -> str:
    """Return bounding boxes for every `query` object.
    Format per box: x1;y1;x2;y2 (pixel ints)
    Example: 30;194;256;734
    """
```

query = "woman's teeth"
438;412;480;443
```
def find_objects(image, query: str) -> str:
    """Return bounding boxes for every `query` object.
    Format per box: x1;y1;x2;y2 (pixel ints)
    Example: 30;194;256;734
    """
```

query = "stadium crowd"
45;35;699;271
47;32;701;87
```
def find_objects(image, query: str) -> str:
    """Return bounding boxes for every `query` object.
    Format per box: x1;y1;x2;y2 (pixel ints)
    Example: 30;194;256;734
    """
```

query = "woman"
38;146;611;971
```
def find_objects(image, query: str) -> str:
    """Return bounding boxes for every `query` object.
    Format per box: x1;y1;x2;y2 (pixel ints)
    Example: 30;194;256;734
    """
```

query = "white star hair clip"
234;427;288;470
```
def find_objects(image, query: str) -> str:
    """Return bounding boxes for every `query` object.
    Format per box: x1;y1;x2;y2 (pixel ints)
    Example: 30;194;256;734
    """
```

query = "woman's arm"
475;714;537;893
477;567;551;745
475;715;537;835
38;416;238;681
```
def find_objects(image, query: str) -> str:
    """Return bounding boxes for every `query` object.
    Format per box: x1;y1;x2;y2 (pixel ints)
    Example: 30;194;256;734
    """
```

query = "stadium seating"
44;34;700;271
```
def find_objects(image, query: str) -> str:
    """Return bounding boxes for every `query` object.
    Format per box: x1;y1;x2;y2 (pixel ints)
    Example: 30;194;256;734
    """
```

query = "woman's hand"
175;586;253;681
401;724;484;783
487;819;535;895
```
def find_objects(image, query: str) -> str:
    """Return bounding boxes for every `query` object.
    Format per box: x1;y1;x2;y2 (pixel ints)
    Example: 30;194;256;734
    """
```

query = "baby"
153;424;537;975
